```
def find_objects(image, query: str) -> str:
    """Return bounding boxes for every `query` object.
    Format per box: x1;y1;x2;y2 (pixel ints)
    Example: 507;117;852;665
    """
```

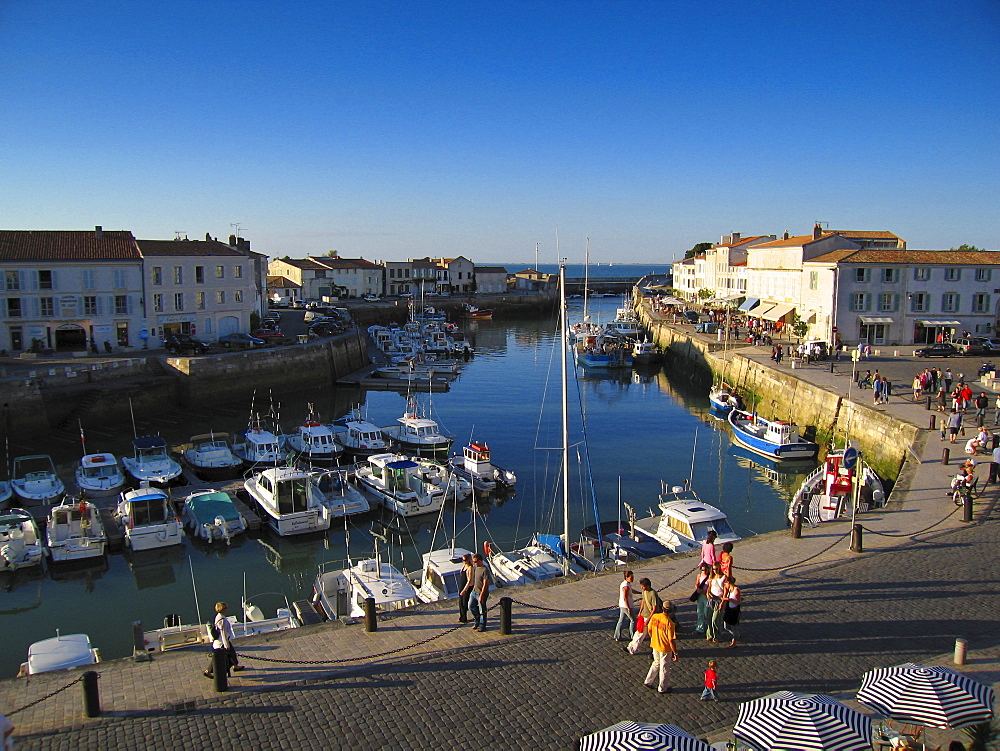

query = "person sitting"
965;437;982;455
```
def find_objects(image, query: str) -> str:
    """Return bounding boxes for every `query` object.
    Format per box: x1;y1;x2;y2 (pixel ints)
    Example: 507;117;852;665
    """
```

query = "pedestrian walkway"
3;329;999;749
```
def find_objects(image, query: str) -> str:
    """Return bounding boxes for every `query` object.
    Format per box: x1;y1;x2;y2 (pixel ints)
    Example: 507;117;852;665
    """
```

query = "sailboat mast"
560;262;571;575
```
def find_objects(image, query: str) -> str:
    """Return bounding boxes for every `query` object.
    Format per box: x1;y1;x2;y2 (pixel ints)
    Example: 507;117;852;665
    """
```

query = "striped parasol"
578;721;711;751
858;663;995;729
733;691;872;751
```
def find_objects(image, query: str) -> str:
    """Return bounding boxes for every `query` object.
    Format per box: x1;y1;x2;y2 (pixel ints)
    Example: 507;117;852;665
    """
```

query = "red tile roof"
136;239;245;257
826;230;901;240
809;249;1000;264
752;234;825;248
266;275;302;288
0;230;141;261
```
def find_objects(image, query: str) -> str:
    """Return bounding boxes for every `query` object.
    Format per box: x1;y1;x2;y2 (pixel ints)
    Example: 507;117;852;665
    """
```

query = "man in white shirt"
614;570;636;642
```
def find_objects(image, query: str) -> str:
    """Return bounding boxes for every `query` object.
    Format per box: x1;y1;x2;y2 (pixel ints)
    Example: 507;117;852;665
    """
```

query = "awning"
759;303;795;321
918;319;962;327
859;316;894;325
705;294;742;305
749;304;775;319
738;297;760;312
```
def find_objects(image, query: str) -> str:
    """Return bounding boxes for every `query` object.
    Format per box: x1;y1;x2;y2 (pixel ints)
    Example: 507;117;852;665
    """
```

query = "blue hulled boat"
727;408;819;460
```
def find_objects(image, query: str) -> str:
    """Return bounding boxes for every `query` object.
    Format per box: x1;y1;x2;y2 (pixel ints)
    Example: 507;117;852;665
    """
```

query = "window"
83;296;98;315
40;297;54;317
942;292;959;312
234;290;243;303
152;267;162;285
850;292;869;311
914;267;929;281
173;293;184;311
878;293;897;312
216;265;224;279
233;266;242;278
173;266;183;284
910;292;929;312
115;295;128;314
196;292;206;310
81;269;96;289
976;268;991;282
314;270;326;278
216;290;226;304
881;268;898;283
974;293;990;313
38;270;53;290
113;269;126;289
6;298;21;317
809;271;818;290
5;271;19;290
195;266;205;284
945;268;960;281
854;268;869;283
153;294;163;313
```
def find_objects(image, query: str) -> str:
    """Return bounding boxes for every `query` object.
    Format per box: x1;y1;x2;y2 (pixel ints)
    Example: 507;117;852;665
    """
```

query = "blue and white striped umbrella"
733;691;872;751
578;721;711;751
858;663;995;729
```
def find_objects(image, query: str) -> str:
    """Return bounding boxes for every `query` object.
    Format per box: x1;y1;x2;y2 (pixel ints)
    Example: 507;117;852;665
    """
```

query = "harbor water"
0;296;813;677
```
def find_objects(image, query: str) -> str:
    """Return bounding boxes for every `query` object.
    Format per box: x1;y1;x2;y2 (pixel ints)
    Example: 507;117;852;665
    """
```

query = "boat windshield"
275;478;309;514
83;465;112;479
138;446;167;462
130;497;168;525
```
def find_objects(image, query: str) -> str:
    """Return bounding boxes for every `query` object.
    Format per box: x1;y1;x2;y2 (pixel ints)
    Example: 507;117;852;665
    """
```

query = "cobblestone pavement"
17;517;1000;750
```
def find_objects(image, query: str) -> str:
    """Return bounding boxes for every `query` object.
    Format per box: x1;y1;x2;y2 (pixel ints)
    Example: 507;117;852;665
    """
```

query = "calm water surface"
0;298;814;676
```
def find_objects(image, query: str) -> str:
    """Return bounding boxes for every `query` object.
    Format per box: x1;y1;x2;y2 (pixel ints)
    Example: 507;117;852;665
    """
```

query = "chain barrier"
506;597;615;614
8;675;85;716
862;504;961;538
735;530;852;573
656;563;701;595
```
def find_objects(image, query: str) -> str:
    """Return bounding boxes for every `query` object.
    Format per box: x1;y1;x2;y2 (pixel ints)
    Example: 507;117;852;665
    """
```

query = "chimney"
229;234;238;246
95;225;103;238
813;223;822;240
783;231;790;240
731;232;740;243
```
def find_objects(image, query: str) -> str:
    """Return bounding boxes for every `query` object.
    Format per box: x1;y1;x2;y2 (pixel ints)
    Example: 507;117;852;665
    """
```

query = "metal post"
364;597;377;632
929;415;936;431
499;596;512;635
829;361;835;373
82;670;101;717
993;433;999;450
850;523;863;553
963;493;974;523
212;649;228;692
954;638;968;665
942;448;950;465
791;513;802;539
926;395;932;410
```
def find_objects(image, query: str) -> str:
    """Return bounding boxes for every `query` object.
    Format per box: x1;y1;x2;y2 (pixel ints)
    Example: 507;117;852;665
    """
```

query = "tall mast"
560;261;570;575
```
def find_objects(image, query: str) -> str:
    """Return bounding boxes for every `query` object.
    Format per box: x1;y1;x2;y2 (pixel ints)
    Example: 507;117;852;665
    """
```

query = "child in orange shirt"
700;660;719;701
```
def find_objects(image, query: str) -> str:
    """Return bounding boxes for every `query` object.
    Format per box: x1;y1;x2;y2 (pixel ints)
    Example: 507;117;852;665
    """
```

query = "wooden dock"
337;365;451;392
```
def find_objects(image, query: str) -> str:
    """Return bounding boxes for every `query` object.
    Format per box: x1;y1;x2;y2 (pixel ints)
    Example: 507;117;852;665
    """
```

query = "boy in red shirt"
700;660;719;701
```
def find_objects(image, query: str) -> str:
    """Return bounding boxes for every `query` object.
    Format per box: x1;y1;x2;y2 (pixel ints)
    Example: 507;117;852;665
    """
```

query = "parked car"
683;310;700;324
362;294;381;302
399;292;414;299
952;337;990;354
914;343;959;357
252;329;289;345
162;333;210;355
694;322;718;334
292;300;306;309
982;338;1000;351
218;332;266;349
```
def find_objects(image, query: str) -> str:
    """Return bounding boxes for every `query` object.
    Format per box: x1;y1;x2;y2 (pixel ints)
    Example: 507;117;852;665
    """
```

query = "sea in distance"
0;296;812;676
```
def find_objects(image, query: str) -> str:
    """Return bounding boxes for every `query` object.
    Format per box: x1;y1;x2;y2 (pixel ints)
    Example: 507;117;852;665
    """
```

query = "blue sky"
2;1;998;263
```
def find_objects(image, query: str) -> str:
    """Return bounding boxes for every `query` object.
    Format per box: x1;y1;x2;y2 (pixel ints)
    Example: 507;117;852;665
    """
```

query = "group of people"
612;530;740;699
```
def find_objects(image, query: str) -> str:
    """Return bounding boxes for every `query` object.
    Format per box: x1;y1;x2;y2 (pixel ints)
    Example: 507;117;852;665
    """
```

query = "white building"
268;256;383;300
473;266;509;294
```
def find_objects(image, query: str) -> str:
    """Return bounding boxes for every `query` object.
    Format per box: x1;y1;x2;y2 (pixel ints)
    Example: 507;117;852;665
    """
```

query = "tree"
951;244;984;252
697;288;714;300
324;250;340;257
684;242;712;259
790;312;809;341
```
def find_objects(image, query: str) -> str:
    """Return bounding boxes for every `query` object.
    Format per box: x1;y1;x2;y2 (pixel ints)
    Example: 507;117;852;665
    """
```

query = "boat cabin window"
386;467;407;491
131;497;168;525
666;515;694;540
83;465;111;478
260;476;273;494
276;478;309;514
138;445;166;461
441;571;462;596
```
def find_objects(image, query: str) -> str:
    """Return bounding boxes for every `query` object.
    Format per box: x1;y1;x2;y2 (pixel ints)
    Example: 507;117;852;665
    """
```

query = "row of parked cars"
915;336;1000;357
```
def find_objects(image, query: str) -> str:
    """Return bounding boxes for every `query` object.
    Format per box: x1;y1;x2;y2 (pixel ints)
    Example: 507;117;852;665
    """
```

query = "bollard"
791;513;803;539
942;448;950;465
929;415;936;431
82;670;101;717
850;523;863;553
926;395;932;411
212;649;228;692
499;596;513;635
993;433;999;450
954;638;968;665
830;361;835;373
364;597;377;632
978;414;985;428
963;493;974;523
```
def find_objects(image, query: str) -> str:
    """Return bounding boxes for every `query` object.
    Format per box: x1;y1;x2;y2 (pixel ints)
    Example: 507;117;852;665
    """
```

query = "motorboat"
11;454;65;505
447;441;517;494
313;555;418;620
233;421;287;468
182;490;247;544
0;478;11;511
380;398;453;460
789;444;886;526
632;484;741;554
332;410;389;458
709;382;738;413
630;339;663;366
18;632;100;677
116;485;185;551
728;408;819;460
311;469;370;518
281;406;344;466
487;534;593;587
414;546;476;604
182;433;242;480
45;498;107;563
462;303;493;320
74;452;126;497
353;453;446;517
413;457;473;501
0;507;44;570
581;502;673;564
243;466;332;536
574;332;633;369
121;436;183;486
605;304;644;338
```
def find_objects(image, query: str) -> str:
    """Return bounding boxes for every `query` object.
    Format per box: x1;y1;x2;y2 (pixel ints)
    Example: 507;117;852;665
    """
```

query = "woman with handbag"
692;563;712;634
722;575;742;648
704;565;728;643
625;578;656;654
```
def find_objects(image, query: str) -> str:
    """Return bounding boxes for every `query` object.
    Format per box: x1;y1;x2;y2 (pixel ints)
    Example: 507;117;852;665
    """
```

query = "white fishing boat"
413;457;473;500
243;466;332;536
633;483;741;554
380;398;453;459
74;452;126;497
332;410;389;458
116;485;185;551
631;338;663;366
487;535;570;587
789;445;886;526
232;421;286;468
708;382;737;413
311;469;370;518
447;441;517;494
182;433;242;480
605;303;644;338
313;554;418;620
353;453;446;517
0;508;44;570
45;498;107;563
11;454;65;505
281;405;344;466
121;436;183;486
414;545;476;604
182;490;247;543
18;632;100;677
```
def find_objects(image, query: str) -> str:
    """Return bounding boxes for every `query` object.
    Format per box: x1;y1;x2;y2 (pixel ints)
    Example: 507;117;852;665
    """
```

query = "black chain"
656;563;701;594
507;597;615;614
8;675;85;716
862;505;960;538
736;530;851;572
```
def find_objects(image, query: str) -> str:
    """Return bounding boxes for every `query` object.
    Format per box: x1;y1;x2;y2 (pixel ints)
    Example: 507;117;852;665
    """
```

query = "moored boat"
380;398;453;460
311;469;371;518
116;485;185;551
447;441;517;494
414;545;476;603
18;632;100;677
11;454;65;505
182;489;247;543
182;433;242;480
789;445;886;526
45;498;107;563
243;466;332;536
332;410;389;458
313;555;418;620
708;382;738;413
74;452;126;497
281;405;344;467
630;339;663;366
0;507;44;570
121;436;183;487
353;453;446;517
728;408;819;460
632;484;741;554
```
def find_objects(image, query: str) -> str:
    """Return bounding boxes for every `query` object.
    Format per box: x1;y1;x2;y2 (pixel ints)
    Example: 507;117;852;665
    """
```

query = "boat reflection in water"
729;444;818;506
125;545;185;590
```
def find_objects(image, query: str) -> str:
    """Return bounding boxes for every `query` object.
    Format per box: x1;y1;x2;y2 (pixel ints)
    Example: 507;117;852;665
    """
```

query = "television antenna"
174;231;185;240
231;223;244;239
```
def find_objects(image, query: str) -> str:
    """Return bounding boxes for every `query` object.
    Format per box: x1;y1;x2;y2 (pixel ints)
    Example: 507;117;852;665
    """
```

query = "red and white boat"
789;443;885;526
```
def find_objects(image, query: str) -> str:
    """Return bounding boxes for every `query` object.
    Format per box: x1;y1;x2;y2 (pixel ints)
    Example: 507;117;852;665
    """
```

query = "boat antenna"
128;397;138;439
188;555;202;626
78;419;87;458
687;424;699;491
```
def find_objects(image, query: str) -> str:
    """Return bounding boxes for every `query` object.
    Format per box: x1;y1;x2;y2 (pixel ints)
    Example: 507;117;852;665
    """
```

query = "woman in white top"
204;601;244;678
704;565;727;643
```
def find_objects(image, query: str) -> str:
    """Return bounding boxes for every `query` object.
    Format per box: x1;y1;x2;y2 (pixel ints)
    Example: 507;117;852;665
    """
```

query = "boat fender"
483;541;492;557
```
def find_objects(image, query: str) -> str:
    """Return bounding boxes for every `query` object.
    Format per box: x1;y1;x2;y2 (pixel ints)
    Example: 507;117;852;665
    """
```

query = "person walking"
613;570;636;642
944;367;953;393
626;578;658;654
642;602;678;695
204;602;244;679
457;552;474;624
701;529;718;568
468;553;492;632
700;660;720;702
723;575;742;648
975;393;989;425
705;565;728;643
719;541;734;577
947;408;963;444
872;376;883;406
994;394;1000;426
693;563;712;634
